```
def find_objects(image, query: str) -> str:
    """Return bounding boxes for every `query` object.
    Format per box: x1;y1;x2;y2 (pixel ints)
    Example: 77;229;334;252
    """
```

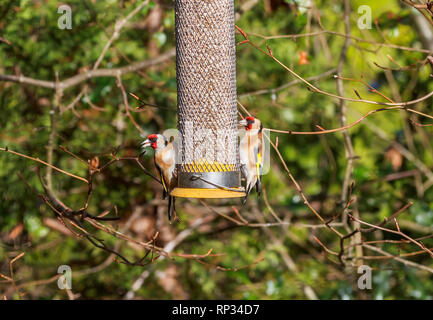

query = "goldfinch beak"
239;119;248;126
141;139;151;149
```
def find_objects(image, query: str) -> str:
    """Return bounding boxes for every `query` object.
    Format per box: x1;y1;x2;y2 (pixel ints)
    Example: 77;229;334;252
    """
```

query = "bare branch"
0;49;175;91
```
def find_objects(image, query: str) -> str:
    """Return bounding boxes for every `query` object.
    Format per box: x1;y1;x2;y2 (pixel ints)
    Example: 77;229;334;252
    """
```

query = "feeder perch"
170;0;245;199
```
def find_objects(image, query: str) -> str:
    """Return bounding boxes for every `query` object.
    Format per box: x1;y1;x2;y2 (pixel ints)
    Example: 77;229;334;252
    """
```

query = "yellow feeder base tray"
171;187;246;199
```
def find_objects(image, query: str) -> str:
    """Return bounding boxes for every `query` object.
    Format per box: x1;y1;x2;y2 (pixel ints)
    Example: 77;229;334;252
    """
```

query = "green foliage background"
1;0;433;299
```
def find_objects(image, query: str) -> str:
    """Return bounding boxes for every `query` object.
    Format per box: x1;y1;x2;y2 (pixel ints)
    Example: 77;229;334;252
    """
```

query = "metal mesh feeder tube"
170;0;245;199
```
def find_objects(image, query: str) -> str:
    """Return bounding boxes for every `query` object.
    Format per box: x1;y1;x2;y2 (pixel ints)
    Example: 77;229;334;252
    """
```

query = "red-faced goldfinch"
239;116;264;204
141;134;176;222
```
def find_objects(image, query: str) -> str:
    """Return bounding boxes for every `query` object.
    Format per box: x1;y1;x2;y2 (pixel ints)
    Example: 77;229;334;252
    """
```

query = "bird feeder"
170;0;245;199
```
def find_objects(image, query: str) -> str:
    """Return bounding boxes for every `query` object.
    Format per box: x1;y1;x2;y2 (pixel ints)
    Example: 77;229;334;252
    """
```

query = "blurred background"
1;0;433;299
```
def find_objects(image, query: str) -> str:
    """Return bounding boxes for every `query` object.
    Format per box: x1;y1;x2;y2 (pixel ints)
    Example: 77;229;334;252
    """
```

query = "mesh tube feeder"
170;0;245;199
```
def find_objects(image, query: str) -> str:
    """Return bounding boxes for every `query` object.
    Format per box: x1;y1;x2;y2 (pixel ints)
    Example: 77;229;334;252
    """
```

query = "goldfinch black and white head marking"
239;116;263;132
141;134;168;151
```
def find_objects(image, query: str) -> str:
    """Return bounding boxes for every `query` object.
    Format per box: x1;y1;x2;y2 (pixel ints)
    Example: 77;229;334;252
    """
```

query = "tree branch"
0;48;175;91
